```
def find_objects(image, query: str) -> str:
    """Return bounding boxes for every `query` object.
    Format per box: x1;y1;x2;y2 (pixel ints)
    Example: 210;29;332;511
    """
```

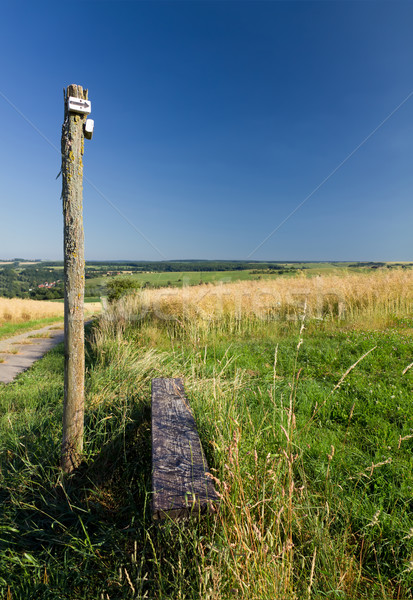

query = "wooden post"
61;84;88;473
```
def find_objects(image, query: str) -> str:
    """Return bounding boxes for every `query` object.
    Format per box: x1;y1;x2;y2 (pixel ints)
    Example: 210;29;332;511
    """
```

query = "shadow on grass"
0;412;156;599
0;322;214;599
0;330;159;598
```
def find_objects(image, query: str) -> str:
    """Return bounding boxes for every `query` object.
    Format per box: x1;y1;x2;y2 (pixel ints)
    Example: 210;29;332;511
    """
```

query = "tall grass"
103;268;413;335
0;270;412;598
92;272;412;598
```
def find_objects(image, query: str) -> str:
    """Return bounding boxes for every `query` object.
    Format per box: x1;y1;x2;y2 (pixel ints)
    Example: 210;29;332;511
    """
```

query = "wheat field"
0;297;101;326
103;268;413;328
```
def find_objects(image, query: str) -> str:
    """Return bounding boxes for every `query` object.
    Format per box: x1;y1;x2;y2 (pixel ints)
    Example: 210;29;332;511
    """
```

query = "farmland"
0;267;412;598
81;261;413;299
2;259;412;302
0;259;302;300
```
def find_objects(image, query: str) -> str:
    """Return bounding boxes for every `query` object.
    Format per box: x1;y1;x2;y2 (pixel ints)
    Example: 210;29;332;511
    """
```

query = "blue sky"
0;0;412;261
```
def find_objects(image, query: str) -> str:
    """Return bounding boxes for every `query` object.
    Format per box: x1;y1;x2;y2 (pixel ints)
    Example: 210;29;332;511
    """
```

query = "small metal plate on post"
68;97;92;115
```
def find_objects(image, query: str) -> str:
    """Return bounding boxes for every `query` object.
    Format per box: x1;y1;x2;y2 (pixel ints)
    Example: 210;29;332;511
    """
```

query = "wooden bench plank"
151;378;219;520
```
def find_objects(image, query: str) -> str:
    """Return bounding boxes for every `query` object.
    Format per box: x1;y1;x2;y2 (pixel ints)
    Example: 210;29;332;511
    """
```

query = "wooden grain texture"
151;378;219;520
61;84;87;473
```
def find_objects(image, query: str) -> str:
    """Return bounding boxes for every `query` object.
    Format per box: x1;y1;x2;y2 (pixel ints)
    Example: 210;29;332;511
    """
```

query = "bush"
106;277;140;302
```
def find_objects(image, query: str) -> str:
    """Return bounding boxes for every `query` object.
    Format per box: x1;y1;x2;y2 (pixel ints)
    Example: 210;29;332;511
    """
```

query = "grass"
49;297;101;303
84;269;271;297
103;267;413;333
0;317;64;340
0;270;412;598
28;333;51;339
84;263;413;298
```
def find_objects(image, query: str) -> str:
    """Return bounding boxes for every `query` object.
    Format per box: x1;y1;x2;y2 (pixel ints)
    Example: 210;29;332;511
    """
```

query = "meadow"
0;268;412;598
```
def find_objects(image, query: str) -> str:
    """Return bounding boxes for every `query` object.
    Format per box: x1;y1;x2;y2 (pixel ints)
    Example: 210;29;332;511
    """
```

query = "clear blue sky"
0;1;412;261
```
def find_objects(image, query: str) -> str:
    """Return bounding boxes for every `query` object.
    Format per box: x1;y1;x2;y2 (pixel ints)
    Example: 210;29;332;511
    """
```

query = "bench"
151;378;219;520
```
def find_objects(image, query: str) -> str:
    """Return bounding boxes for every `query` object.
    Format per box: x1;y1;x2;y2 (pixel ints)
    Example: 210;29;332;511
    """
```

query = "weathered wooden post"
61;84;92;473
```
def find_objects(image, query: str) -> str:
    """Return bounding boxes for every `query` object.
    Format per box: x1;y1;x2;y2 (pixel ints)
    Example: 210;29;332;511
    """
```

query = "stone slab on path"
0;324;65;384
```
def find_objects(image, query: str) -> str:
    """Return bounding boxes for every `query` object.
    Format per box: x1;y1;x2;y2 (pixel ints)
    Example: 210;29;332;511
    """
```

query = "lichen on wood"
61;84;88;474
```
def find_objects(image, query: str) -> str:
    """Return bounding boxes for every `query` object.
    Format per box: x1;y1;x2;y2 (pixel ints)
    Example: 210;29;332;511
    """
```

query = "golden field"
0;297;101;326
103;268;413;329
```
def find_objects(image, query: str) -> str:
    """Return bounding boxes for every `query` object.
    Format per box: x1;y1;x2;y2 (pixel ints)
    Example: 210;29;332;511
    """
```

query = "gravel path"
0;323;65;384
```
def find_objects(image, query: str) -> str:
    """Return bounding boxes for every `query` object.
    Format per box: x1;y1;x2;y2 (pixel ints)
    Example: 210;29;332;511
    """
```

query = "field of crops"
0;297;101;340
0;297;65;324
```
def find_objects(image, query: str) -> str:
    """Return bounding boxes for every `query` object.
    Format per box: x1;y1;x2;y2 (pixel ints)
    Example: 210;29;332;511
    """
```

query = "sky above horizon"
0;0;412;262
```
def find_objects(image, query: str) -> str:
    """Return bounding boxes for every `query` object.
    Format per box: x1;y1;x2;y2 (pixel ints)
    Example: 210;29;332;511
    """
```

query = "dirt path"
0;323;65;384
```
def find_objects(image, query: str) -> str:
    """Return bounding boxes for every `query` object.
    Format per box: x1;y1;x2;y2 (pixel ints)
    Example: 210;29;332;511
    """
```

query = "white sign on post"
84;119;94;140
68;97;92;115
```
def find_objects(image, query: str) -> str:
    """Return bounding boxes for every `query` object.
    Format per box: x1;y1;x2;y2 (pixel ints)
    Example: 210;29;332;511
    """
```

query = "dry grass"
84;301;102;315
0;298;101;326
0;298;64;325
102;269;413;331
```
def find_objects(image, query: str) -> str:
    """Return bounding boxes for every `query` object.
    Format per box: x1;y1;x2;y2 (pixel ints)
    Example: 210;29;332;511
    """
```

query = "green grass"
0;308;412;598
0;316;64;340
49;297;101;303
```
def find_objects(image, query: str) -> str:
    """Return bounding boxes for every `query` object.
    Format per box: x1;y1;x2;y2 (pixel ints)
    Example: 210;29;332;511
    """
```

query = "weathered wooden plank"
151;378;219;520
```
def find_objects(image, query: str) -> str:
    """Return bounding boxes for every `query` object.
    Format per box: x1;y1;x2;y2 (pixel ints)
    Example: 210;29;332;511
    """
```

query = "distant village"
35;280;61;290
